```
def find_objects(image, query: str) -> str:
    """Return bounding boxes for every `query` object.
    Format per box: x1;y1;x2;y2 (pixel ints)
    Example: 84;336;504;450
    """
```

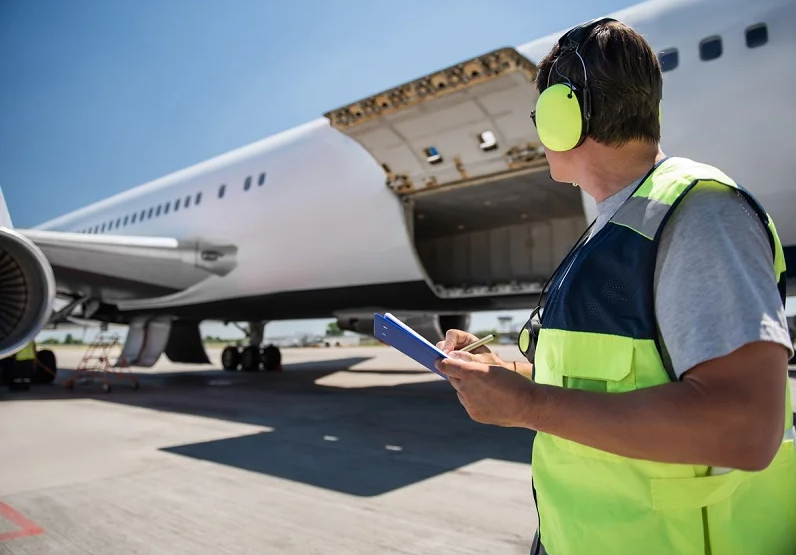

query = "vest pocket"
649;438;793;511
649;440;796;554
534;328;637;393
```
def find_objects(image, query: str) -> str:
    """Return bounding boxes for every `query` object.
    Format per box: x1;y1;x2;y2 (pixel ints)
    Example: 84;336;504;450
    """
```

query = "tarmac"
1;345;794;555
0;345;539;555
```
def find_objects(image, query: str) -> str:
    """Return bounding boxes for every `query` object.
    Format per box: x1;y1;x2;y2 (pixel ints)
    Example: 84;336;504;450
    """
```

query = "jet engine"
0;227;56;359
337;312;471;344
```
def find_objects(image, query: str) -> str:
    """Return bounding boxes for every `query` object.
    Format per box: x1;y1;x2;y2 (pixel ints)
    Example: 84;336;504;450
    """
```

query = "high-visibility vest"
15;341;36;361
520;156;796;554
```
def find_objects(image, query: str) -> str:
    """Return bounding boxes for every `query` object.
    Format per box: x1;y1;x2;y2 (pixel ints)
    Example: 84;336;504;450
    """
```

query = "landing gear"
219;321;282;372
219;344;282;372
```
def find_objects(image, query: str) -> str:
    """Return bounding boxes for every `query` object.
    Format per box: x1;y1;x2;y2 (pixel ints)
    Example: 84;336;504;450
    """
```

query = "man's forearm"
519;378;780;471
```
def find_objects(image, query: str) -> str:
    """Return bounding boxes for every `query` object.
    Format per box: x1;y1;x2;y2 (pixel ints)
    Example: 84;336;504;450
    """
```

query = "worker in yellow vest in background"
15;340;37;362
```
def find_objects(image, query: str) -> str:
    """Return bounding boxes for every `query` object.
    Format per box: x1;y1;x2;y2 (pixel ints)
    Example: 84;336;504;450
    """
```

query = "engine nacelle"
337;312;471;344
0;227;56;359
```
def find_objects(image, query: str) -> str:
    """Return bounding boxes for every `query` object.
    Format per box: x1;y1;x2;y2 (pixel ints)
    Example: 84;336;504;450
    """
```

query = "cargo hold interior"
407;167;589;297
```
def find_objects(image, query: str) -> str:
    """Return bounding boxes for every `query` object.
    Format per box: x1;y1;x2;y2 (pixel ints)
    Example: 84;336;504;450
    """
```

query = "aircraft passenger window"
164;202;170;214
140;209;146;220
116;218;121;228
156;205;161;217
124;215;129;226
131;213;137;224
148;207;154;219
658;48;678;71
195;192;202;205
185;195;191;208
174;198;180;211
258;172;265;186
746;23;768;48
700;36;722;61
218;184;226;198
101;223;106;232
244;177;251;191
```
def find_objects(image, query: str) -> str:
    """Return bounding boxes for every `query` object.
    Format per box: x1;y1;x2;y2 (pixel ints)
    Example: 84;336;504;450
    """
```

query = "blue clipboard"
373;313;449;379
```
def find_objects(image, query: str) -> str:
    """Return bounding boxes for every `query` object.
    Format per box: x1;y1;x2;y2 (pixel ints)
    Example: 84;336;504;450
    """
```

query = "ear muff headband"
534;17;617;152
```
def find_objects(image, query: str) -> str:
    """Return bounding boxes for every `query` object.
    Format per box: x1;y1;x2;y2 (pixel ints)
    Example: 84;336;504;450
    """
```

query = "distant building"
321;333;362;347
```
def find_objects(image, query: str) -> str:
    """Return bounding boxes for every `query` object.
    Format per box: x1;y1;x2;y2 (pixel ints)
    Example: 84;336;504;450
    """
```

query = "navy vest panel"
541;222;658;340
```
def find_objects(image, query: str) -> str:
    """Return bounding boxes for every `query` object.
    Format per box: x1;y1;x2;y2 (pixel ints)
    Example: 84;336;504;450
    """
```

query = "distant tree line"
38;333;84;345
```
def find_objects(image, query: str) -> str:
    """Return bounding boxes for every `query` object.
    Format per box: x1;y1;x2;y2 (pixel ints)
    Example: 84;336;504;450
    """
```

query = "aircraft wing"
17;229;238;308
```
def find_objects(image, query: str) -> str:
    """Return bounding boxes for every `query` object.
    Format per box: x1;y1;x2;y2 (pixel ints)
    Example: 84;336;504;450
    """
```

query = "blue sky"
0;0;650;340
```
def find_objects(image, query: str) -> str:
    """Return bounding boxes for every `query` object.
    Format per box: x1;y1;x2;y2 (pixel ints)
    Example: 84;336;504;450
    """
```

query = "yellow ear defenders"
530;17;617;152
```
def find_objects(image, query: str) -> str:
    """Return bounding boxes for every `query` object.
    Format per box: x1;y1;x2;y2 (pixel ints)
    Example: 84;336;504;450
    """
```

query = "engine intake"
0;227;56;359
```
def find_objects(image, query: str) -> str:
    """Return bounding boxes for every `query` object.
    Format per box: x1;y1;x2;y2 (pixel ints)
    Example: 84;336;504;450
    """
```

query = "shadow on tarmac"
2;355;537;497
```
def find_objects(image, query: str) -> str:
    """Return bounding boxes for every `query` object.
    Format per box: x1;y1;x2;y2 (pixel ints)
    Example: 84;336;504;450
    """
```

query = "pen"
460;334;495;352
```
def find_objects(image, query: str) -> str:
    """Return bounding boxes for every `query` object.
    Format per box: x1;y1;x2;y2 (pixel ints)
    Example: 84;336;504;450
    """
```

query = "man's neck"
575;141;665;203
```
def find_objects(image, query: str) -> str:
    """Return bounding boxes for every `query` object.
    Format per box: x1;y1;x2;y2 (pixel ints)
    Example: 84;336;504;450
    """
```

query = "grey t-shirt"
589;174;793;379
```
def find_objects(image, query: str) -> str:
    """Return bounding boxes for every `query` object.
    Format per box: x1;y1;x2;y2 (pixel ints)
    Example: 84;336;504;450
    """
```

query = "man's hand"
436;329;508;367
437;328;534;378
435;351;534;427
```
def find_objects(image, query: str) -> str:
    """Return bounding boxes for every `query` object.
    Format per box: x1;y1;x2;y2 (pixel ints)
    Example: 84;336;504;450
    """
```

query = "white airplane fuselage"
28;0;796;327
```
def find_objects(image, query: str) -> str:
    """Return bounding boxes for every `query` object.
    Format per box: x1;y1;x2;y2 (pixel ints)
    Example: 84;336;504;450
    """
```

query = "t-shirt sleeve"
653;184;793;379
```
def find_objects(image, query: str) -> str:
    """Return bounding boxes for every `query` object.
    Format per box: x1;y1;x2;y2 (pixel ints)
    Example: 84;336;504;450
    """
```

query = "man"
435;17;796;555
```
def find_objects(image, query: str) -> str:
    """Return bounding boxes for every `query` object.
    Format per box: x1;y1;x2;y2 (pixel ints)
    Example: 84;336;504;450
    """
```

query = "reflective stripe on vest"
15;342;36;361
529;156;796;555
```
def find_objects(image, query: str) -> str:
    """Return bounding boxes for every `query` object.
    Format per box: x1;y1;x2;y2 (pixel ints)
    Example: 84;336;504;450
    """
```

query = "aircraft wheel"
262;344;282;372
221;346;240;371
33;350;57;384
240;346;261;372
